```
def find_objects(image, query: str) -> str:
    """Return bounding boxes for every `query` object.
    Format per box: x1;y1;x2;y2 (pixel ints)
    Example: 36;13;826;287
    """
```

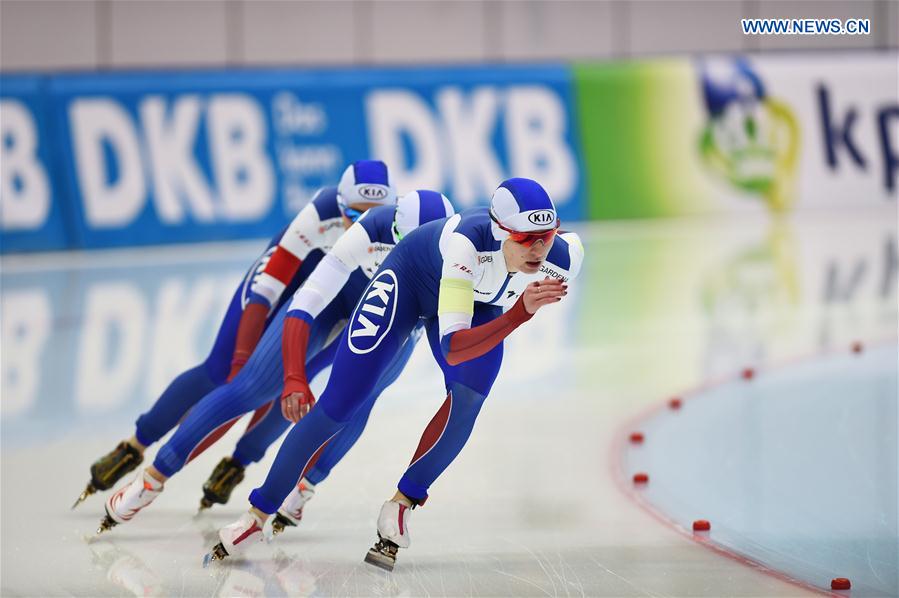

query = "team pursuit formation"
72;160;583;572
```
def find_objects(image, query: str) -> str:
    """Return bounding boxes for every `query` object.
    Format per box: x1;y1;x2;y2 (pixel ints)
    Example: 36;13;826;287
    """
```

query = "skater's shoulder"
450;208;501;252
545;231;584;278
357;205;397;243
309;186;341;221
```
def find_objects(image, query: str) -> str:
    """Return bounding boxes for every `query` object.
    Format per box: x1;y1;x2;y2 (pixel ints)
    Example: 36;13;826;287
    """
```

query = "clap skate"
72;441;143;509
203;511;265;566
96;469;163;535
364;501;412;572
198;457;245;512
271;479;315;535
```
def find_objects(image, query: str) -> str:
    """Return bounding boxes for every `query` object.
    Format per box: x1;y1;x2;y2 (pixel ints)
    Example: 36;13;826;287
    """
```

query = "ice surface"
2;211;894;596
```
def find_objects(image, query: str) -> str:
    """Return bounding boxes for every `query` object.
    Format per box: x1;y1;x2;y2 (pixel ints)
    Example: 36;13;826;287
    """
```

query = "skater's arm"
286;223;368;323
281;312;314;422
440;278;566;366
280;223;371;421
251;204;323;309
228;303;270;380
228;205;323;378
436;232;479;338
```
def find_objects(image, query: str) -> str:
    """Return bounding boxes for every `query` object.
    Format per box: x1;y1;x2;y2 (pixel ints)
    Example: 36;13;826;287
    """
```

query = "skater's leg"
397;308;503;503
75;260;256;509
248;272;422;516
268;328;422;532
132;282;246;447
196;307;346;510
230;319;342;466
363;310;502;569
133;364;219;447
304;325;421;484
176;300;341;469
151;306;290;479
246;328;410;514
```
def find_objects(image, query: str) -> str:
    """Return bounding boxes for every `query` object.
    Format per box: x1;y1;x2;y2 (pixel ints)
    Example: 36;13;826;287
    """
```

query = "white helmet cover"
394;190;455;239
489;178;558;233
337;160;397;209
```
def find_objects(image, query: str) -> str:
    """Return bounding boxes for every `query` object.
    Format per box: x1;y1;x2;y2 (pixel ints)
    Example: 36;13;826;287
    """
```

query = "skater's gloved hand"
281;378;315;423
227;302;270;382
522;277;567;315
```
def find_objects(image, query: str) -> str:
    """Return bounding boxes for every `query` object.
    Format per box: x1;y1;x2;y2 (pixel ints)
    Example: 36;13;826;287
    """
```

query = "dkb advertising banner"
1;65;584;252
0;75;72;251
574;53;898;219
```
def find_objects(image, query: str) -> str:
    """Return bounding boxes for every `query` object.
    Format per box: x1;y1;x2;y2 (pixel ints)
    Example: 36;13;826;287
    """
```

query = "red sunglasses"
492;215;560;247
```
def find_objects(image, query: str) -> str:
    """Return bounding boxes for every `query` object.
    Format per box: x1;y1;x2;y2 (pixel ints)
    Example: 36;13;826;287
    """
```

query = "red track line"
609;335;897;598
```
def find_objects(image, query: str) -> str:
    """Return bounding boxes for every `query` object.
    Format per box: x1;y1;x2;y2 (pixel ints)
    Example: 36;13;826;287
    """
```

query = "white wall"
1;0;897;71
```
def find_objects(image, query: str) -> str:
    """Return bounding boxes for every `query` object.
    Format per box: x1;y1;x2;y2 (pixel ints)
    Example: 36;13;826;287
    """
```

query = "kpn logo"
348;269;399;354
698;58;800;212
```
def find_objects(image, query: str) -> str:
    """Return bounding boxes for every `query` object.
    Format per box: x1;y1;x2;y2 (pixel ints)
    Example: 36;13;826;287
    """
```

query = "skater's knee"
447;383;487;414
203;355;230;386
232;443;264;466
317;390;368;424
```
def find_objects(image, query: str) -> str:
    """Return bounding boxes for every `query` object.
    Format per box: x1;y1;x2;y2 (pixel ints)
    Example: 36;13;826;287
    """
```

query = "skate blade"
364;548;396;572
96;515;118;536
71;483;97;510
196;497;214;515
202;542;229;568
271;513;296;536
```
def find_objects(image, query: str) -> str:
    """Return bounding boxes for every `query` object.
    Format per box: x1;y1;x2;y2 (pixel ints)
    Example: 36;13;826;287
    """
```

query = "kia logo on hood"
528;210;555;226
358;185;389;200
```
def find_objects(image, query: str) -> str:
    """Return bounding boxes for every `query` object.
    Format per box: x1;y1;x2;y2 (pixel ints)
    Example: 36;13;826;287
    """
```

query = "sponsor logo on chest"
348;269;399;354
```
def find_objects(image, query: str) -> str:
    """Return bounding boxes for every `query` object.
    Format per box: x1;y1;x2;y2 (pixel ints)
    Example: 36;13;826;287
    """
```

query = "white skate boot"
97;469;164;534
364;500;412;571
203;511;265;565
271;479;316;535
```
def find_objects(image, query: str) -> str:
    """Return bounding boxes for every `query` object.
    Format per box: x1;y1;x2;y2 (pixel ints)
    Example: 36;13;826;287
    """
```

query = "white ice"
2;209;894;596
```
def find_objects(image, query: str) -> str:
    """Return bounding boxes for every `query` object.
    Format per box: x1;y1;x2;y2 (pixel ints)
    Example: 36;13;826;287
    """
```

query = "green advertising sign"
574;54;896;220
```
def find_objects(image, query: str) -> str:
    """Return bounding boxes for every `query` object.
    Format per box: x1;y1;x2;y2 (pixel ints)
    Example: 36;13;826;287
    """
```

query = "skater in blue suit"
208;178;583;571
96;190;455;534
72;161;397;510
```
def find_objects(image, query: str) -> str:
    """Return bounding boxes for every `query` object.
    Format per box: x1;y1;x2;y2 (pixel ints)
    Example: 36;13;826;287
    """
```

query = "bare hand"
522;277;567;315
281;381;315;423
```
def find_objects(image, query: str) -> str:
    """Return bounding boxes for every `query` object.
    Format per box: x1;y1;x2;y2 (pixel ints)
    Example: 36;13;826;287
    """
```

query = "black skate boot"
198;457;245;512
72;441;143;509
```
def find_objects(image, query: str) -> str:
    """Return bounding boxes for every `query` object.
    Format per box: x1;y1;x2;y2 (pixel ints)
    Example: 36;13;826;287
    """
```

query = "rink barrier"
0;64;584;253
2;51;896;253
612;338;897;597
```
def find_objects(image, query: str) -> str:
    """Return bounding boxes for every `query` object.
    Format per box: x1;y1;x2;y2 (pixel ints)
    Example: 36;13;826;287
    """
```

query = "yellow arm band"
438;278;474;316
